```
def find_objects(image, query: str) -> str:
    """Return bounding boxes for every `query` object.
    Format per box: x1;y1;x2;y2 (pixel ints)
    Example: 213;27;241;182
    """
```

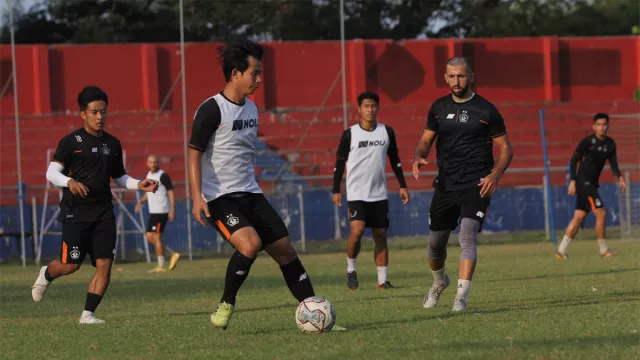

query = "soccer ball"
295;296;336;333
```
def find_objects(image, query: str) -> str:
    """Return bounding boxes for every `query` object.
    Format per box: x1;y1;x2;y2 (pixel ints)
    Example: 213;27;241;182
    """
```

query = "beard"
449;83;470;97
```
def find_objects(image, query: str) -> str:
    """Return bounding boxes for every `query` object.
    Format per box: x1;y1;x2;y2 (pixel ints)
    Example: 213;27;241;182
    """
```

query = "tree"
437;0;639;38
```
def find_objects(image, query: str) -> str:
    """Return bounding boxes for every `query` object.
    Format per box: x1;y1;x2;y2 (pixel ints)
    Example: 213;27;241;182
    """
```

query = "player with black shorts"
135;155;181;272
332;92;409;290
31;86;159;324
187;37;345;331
413;57;513;312
555;113;625;259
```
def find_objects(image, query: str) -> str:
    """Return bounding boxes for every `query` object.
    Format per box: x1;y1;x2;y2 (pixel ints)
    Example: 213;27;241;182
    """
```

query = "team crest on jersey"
226;214;240;227
591;138;596;144
459;111;469;123
101;144;110;155
70;246;80;260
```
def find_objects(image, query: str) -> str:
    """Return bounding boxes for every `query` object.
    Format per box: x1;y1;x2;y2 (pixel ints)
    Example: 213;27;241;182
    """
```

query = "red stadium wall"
0;37;638;193
1;36;638;115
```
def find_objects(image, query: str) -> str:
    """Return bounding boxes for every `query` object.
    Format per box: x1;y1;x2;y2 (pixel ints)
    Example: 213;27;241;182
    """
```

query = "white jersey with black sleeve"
188;92;262;202
145;169;173;214
332;123;407;202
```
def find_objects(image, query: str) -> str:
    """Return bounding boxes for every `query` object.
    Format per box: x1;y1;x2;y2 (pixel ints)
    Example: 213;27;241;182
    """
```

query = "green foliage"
0;0;638;44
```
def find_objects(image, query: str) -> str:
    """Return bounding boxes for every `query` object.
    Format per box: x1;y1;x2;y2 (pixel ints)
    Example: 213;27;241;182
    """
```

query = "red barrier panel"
1;37;637;116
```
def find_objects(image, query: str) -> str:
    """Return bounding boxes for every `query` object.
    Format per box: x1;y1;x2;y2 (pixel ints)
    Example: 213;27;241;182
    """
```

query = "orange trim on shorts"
156;222;161;233
61;241;68;264
588;196;596;210
479;120;488;125
215;220;231;240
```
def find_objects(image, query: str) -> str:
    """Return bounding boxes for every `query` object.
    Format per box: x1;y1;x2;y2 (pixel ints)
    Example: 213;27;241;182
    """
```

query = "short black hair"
78;86;108;111
357;92;380;106
594;113;609;123
217;36;264;82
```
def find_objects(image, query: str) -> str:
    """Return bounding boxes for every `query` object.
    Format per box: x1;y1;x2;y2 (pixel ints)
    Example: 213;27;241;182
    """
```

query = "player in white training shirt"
135;155;180;272
332;92;409;290
187;37;345;331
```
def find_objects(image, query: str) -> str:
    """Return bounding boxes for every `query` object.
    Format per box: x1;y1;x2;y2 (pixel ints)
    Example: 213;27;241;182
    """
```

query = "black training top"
52;128;127;222
570;134;621;187
425;93;507;191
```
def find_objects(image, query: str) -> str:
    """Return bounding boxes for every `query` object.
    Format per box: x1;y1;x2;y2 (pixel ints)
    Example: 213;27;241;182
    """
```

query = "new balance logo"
74;135;82;142
299;272;308;281
231;118;259;131
235;270;247;276
447;114;455;119
358;140;386;148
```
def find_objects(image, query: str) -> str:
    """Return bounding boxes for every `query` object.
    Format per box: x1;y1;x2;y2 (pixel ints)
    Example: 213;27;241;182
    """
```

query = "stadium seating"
0;101;637;198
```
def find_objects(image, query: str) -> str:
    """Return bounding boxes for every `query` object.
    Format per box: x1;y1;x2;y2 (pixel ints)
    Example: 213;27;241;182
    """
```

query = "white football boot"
423;274;450;308
31;266;50;303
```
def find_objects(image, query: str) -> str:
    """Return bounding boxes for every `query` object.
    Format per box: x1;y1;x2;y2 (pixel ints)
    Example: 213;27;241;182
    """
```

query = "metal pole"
624;172;631;235
179;0;193;260
9;0;27;267
339;0;348;130
539;109;557;246
298;184;306;252
543;176;550;240
31;196;38;262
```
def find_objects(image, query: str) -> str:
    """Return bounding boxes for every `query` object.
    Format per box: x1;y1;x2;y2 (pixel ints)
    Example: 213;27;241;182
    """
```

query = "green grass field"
1;239;639;360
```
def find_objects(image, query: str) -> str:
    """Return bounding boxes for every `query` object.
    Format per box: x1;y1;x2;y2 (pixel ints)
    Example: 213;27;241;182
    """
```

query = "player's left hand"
399;188;410;204
168;209;175;222
478;173;500;198
618;177;626;192
138;179;159;193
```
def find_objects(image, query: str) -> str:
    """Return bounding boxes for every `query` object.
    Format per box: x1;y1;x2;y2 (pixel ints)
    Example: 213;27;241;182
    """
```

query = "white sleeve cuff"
114;175;140;190
46;162;71;187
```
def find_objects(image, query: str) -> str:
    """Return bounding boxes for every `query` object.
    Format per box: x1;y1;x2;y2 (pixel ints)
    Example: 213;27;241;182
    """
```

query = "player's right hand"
568;181;576;196
332;193;342;207
68;179;89;198
192;197;210;226
412;158;428;180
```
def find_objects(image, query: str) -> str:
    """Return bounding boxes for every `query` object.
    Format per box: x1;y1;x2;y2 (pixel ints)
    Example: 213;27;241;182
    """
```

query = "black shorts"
60;217;116;267
207;193;289;249
146;213;169;233
347;200;389;229
429;186;490;232
575;184;604;212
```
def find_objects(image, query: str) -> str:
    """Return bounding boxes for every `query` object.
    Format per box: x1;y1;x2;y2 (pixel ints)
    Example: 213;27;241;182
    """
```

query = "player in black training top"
555;113;625;260
412;57;513;312
31;86;159;324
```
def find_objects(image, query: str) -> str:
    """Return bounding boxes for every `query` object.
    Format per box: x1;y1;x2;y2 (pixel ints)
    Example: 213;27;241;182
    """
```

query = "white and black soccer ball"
295;296;336;333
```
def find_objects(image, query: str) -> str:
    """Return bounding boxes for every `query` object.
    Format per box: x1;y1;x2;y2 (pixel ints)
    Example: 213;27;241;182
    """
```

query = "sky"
1;0;38;27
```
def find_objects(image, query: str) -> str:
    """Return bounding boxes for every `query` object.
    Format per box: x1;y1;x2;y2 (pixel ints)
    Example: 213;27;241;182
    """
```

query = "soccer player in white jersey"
135;155;180;272
332;92;409;290
188;37;345;331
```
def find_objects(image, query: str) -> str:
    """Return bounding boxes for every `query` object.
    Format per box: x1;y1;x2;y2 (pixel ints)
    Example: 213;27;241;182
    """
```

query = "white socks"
347;257;357;273
158;256;165;267
456;279;471;299
432;267;446;286
598;239;608;255
560;236;609;255
558;235;572;254
377;266;388;285
81;310;94;318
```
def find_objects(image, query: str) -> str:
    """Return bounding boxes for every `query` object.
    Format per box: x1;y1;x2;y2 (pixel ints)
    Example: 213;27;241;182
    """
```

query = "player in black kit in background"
555;113;626;259
413;57;513;312
31;86;159;324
